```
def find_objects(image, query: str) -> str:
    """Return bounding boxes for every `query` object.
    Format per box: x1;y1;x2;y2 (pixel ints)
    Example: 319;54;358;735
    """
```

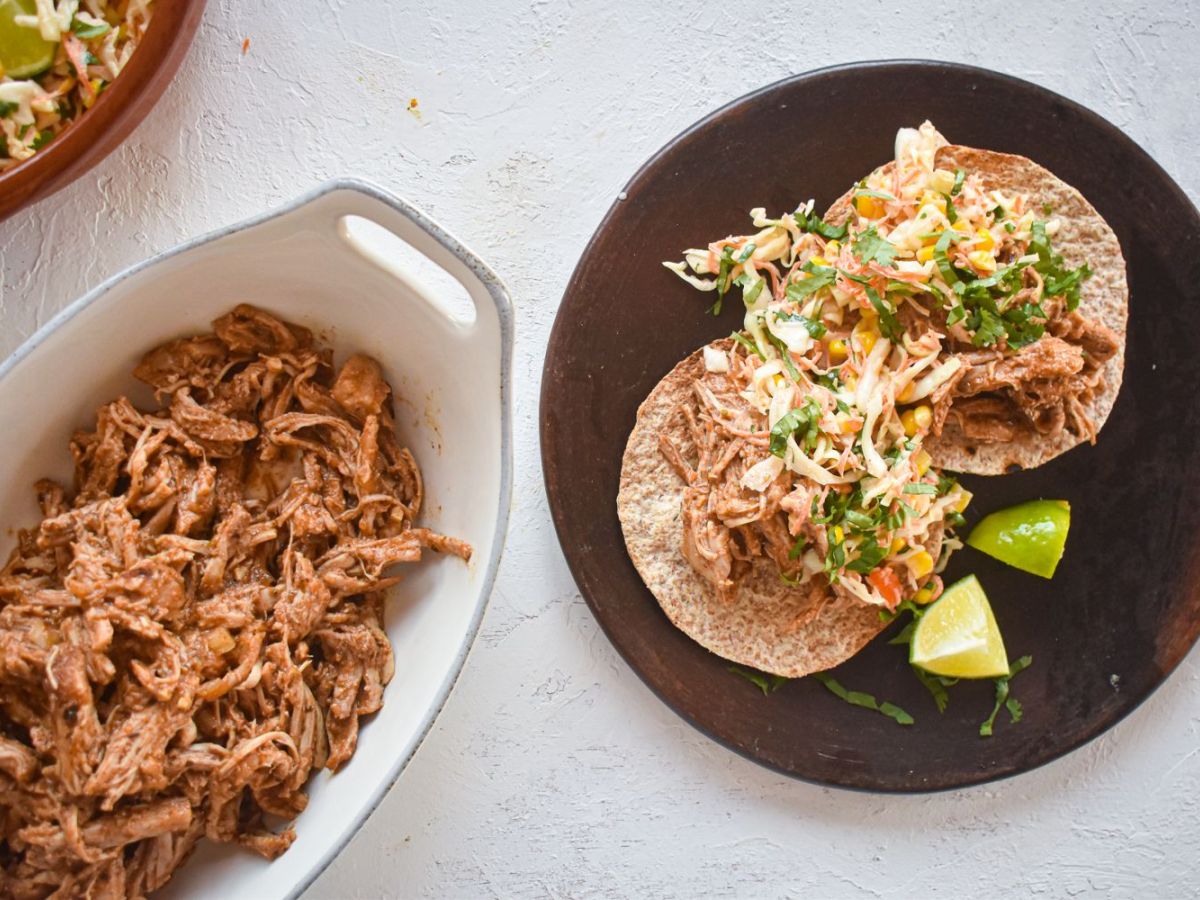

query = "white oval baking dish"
0;180;513;899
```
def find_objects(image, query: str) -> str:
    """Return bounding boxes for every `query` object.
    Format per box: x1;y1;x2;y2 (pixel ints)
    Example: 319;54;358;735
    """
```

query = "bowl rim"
541;57;1200;793
0;178;515;896
0;0;207;220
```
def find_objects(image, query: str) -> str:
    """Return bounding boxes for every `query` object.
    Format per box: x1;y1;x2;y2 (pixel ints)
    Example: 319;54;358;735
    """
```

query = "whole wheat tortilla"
825;145;1128;474
616;340;885;677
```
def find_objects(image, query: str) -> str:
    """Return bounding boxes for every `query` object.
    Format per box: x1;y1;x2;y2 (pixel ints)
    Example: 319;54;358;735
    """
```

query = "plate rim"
540;58;1200;793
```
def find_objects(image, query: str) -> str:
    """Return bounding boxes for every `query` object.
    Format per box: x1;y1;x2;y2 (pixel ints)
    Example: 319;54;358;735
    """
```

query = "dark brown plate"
0;0;206;222
540;60;1200;791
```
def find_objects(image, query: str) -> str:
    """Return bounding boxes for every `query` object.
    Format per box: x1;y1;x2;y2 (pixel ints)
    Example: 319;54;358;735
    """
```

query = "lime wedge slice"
910;574;1009;679
967;499;1070;579
0;0;56;80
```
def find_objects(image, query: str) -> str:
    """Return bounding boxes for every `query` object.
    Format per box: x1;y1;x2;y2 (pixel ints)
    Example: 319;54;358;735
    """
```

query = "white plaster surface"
2;1;1199;897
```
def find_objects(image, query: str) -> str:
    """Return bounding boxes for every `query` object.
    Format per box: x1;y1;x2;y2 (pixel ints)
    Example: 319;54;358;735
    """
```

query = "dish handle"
306;180;512;350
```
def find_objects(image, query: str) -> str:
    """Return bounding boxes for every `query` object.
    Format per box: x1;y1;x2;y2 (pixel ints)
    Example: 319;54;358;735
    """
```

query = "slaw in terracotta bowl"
0;0;206;222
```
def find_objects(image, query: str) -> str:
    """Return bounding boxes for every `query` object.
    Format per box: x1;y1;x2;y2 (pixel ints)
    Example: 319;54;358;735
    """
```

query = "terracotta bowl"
0;0;206;222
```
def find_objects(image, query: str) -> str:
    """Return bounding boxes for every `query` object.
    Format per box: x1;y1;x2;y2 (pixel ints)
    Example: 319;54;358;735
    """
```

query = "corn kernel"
975;228;996;251
825;240;841;256
832;525;845;544
901;404;932;436
857;330;877;356
913;449;932;476
920;190;947;214
953;218;973;234
810;254;829;266
967;250;997;273
908;550;935;579
914;587;935;605
928;168;956;194
855;195;886;219
916;245;935;263
897;382;916;403
828;339;848;362
890;537;906;554
954;489;973;513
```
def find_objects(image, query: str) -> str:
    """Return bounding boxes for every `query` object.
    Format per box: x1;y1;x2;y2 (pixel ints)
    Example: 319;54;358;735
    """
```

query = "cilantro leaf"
71;17;111;39
951;168;966;196
769;399;820;457
864;286;902;341
912;666;951;713
764;330;801;381
794;208;848;241
774;310;827;339
729;331;765;360
785;264;838;300
971;308;1008;348
980;655;1033;737
852;226;897;267
845;540;888;574
813;674;914;725
734;272;765;307
853;189;897;201
1030;221;1091;311
729;665;789;696
710;246;736;315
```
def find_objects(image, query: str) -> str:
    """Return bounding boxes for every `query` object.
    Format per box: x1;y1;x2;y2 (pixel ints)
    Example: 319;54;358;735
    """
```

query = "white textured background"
2;1;1199;897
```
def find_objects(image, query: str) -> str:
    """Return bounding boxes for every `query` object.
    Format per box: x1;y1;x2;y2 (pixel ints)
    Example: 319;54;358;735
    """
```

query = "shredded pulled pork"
660;342;951;612
937;307;1120;445
0;305;470;898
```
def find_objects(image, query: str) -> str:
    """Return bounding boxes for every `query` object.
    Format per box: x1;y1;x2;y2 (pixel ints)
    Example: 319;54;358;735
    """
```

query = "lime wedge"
0;0;56;79
967;499;1070;579
910;575;1009;679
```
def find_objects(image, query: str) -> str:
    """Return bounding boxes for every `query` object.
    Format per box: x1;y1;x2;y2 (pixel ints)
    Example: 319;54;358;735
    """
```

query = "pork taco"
823;123;1127;473
620;122;1126;676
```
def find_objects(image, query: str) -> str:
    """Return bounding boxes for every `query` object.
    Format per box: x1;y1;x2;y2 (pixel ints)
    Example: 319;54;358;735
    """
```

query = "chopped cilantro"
734;272;765;307
813;674;914;725
71;17;111;39
864;286;902;341
845;539;888;574
794;208;848;241
980;656;1033;736
853;188;897;201
729;331;765;360
769;398;820;457
912;667;952;713
710;246;736;315
785;264;837;300
774;310;827;339
787;534;807;560
852;225;898;267
729;666;789;696
1030;220;1091;311
764;330;802;381
951;168;966;196
971;308;1008;348
942;194;958;225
